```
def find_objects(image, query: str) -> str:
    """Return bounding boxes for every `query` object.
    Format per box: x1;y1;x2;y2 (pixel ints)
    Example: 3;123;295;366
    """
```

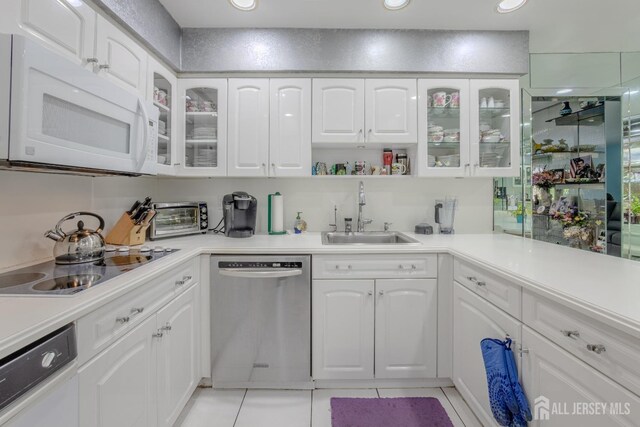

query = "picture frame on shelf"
550;169;565;184
569;155;593;179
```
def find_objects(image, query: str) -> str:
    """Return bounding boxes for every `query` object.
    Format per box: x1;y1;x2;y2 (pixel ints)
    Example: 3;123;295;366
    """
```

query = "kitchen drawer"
454;258;521;319
313;254;437;279
523;290;640;397
77;258;198;365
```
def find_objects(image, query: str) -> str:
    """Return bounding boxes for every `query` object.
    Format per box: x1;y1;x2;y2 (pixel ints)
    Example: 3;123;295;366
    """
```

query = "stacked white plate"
194;147;217;167
192;127;217;140
437;154;460;167
428;155;436;167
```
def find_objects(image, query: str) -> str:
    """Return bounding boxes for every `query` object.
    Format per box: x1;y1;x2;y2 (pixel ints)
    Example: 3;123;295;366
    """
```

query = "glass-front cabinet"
147;57;178;175
418;79;520;177
178;79;227;176
418;79;470;177
470;79;521;177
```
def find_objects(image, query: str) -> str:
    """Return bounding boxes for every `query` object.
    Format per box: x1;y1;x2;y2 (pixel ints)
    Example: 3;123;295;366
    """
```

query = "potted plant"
511;203;524;224
631;196;640;224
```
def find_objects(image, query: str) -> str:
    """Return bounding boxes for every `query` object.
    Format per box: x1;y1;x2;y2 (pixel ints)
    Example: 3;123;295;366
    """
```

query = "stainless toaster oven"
149;202;208;240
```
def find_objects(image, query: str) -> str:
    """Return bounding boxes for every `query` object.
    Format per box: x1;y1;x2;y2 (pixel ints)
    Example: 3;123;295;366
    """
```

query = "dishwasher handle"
218;268;303;279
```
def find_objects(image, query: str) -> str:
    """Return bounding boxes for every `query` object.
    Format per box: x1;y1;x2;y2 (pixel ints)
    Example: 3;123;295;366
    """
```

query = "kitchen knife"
130;196;152;221
127;200;141;216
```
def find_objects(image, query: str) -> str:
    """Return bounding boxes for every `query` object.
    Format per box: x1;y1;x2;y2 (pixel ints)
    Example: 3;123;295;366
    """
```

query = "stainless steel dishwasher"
210;255;311;388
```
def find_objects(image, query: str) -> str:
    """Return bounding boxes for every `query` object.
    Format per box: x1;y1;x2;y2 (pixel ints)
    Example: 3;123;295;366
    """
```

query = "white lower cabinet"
453;282;522;426
78;314;158;427
78;283;200;427
312;278;437;381
521;326;640;427
156;286;199;427
375;279;437;379
312;279;375;380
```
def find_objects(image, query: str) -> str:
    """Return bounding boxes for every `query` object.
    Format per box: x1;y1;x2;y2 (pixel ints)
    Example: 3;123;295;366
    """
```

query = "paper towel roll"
271;193;284;233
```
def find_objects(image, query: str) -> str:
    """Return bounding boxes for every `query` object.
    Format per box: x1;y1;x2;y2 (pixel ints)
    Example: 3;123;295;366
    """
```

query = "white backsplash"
0;171;493;270
154;177;494;235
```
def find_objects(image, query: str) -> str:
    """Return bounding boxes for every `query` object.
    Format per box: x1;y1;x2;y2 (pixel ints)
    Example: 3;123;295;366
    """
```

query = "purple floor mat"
330;397;454;427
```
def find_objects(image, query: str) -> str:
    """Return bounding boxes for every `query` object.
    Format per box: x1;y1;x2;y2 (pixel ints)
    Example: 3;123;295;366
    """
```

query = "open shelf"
547;104;604;126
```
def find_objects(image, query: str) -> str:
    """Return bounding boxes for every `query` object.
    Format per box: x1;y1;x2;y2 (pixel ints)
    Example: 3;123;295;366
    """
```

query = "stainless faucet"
329;205;338;232
357;181;373;232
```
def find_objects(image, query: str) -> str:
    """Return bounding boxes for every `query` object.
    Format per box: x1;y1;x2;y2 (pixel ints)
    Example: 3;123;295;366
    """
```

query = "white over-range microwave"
0;34;158;176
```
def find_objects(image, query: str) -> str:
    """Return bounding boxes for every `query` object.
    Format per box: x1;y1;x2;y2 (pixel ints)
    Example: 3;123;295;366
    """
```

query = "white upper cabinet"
365;79;417;144
95;15;147;95
178;78;227;177
227;78;270;177
375;279;437;379
470;79;521;177
147;57;178;176
312;279;375;380
13;0;96;67
269;79;311;177
418;79;471;177
312;79;365;144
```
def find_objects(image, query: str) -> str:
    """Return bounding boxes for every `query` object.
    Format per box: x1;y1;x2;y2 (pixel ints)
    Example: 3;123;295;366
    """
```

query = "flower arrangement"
551;207;602;248
532;170;555;189
551;207;589;228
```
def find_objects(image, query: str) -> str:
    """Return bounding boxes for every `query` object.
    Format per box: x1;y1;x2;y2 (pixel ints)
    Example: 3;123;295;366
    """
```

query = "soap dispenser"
294;212;307;234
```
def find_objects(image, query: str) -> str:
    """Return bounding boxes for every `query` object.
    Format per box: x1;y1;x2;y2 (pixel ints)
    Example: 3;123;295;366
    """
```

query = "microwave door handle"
136;97;150;172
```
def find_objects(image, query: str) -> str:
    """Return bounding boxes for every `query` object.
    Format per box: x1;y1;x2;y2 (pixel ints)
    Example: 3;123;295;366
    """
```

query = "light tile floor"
176;387;481;427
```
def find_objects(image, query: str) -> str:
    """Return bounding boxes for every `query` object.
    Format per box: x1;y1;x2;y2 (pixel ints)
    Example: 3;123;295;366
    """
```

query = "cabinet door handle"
467;276;486;287
116;316;130;324
160;323;172;331
379;291;385;296
152;331;163;339
175;280;186;286
561;330;580;339
98;63;110;70
518;348;529;355
587;344;606;354
368;291;373;296
358;129;363;142
85;57;99;64
130;307;144;315
183;275;192;281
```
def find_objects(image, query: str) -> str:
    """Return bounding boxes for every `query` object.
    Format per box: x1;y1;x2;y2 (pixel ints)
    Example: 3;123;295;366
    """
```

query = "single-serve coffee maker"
435;197;457;234
223;192;257;238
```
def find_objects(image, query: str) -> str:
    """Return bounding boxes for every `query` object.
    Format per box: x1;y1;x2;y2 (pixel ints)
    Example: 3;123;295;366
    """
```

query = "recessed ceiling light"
229;0;256;11
496;0;528;13
384;0;410;11
556;89;573;94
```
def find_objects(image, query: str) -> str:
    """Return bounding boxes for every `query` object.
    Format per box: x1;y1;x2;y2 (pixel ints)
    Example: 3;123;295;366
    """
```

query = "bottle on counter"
294;212;307;234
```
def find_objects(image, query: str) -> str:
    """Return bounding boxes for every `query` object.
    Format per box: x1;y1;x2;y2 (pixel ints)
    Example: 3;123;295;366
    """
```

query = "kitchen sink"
321;231;420;245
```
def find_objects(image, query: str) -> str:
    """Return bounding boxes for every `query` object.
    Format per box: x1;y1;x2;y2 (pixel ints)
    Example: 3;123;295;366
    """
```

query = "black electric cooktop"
0;247;177;296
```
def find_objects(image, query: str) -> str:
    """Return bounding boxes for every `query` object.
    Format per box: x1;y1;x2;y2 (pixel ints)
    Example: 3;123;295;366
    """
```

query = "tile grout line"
232;389;248;427
310;389;314;427
440;387;467;427
376;388;381;398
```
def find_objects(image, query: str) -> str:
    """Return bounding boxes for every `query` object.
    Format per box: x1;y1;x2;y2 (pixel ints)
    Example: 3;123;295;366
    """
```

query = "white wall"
155;177;494;235
0;171;493;271
0;171;156;271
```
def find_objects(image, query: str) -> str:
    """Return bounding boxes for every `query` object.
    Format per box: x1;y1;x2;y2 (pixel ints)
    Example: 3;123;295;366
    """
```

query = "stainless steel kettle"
45;212;106;265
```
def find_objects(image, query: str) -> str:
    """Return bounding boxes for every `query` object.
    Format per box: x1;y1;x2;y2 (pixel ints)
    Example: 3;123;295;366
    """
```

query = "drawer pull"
130;307;144;315
561;330;580;339
183;275;192;281
518;348;529;355
152;331;163;339
335;265;339;269
116;316;130;324
587;344;606;354
160;323;172;331
467;276;486;287
175;280;186;286
98;63;110;70
398;264;404;269
348;265;352;270
411;264;417;270
368;291;373;296
379;291;385;296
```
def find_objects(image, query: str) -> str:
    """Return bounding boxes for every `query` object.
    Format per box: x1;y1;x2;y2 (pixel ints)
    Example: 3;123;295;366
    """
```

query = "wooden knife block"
105;213;149;246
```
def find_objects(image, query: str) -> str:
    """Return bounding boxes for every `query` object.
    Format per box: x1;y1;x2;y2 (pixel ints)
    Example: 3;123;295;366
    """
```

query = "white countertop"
1;232;640;359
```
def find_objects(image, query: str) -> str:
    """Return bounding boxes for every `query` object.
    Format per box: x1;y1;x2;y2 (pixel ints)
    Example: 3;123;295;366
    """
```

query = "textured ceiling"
159;0;640;52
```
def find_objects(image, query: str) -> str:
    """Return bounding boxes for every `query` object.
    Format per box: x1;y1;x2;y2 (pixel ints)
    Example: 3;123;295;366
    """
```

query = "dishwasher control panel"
218;261;303;269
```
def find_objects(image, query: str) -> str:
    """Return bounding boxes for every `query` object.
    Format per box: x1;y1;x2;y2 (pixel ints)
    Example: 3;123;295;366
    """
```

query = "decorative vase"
560;101;572;116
